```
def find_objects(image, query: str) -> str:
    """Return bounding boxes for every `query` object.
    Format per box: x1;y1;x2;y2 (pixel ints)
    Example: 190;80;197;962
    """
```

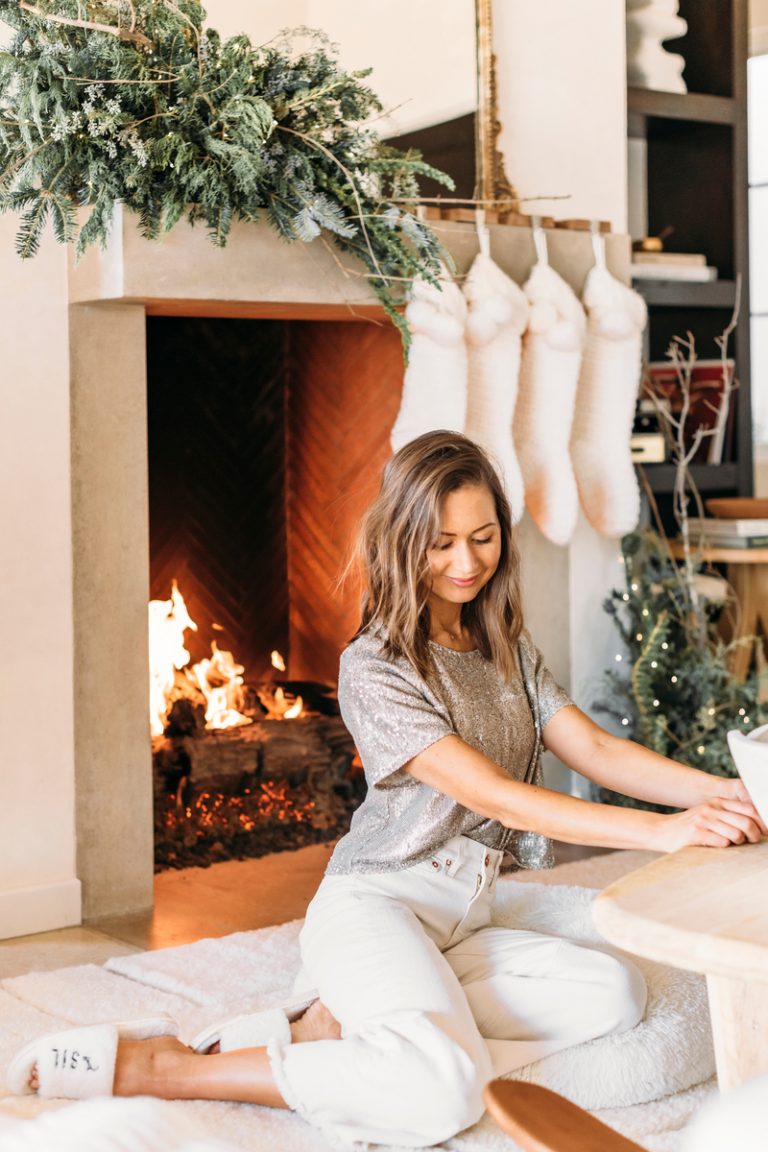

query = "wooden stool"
669;543;768;680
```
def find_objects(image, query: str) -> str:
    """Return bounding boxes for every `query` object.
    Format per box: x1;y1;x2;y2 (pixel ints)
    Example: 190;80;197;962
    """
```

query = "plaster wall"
202;0;476;137
0;215;81;938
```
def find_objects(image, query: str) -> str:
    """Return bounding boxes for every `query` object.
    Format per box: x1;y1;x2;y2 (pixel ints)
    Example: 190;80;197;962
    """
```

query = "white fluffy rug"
0;852;719;1152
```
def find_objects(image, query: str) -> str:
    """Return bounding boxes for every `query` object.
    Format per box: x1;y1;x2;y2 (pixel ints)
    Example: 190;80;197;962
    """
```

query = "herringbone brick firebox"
147;316;403;685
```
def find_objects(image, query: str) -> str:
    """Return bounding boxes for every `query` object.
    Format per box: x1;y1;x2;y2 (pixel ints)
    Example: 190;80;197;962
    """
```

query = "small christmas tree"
597;326;768;808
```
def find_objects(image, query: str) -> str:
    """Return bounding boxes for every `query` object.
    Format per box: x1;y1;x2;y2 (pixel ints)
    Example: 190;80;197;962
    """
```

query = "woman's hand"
649;798;765;853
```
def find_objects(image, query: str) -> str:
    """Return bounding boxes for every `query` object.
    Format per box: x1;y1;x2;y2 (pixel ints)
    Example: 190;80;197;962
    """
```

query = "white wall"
0;216;80;938
204;0;476;136
494;0;628;231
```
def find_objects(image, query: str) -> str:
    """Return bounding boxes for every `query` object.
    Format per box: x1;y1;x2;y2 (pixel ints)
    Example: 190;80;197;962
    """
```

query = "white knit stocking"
390;275;467;452
571;263;647;537
463;252;529;522
514;256;586;545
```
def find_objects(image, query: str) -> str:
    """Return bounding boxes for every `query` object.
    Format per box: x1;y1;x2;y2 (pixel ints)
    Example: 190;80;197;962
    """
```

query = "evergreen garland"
596;529;767;810
0;1;453;345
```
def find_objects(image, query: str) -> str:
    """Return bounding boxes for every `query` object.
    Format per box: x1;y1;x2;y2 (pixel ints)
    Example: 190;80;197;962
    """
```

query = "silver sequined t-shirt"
327;629;572;874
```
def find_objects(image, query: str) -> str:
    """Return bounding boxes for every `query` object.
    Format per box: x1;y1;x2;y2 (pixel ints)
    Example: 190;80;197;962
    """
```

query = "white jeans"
269;835;646;1148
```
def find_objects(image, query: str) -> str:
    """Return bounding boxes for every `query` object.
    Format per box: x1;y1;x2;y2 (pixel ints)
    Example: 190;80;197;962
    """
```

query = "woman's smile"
426;484;502;619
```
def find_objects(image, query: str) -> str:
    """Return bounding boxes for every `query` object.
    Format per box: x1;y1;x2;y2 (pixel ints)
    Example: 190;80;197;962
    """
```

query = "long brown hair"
352;431;524;682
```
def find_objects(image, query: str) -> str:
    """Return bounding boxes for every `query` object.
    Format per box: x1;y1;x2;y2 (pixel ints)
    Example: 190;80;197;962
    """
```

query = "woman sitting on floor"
10;431;765;1148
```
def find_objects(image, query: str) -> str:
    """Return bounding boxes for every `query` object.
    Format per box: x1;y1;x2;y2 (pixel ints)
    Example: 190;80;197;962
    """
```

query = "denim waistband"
427;834;504;879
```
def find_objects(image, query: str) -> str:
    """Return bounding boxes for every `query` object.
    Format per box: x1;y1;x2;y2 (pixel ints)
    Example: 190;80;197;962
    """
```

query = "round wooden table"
669;542;768;680
593;840;768;1090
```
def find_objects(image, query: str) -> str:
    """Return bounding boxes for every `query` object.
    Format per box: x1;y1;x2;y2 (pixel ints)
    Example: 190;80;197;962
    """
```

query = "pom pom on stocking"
390;275;467;452
570;266;647;536
463;253;530;522
514;263;586;545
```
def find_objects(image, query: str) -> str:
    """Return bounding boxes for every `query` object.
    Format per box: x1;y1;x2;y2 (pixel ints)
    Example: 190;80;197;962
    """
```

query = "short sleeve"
520;631;573;730
338;640;455;785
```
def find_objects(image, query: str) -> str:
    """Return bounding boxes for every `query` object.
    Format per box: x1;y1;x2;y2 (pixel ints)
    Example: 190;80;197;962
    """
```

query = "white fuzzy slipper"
6;1015;178;1099
190;994;317;1054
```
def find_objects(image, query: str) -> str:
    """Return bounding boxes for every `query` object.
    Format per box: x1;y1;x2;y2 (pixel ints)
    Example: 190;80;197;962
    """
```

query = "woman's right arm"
405;734;762;852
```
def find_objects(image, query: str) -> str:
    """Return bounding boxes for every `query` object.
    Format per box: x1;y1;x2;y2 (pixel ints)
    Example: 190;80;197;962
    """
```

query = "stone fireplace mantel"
2;209;630;936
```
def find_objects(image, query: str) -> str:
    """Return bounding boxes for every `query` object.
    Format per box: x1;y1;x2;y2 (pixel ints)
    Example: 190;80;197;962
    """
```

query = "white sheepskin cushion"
463;253;530;523
390;274;467;453
570;266;648;538
491;882;715;1110
514;263;586;545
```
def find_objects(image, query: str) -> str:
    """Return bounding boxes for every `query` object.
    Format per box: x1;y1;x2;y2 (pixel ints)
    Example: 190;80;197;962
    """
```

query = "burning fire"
148;581;198;737
149;585;304;735
148;582;250;734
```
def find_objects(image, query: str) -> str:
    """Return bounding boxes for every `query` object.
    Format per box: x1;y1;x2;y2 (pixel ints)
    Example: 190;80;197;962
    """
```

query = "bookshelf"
629;0;753;501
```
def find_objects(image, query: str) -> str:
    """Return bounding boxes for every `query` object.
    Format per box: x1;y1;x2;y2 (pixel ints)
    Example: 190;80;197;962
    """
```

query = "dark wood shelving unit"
630;0;752;502
634;280;738;309
628;86;736;126
639;462;740;496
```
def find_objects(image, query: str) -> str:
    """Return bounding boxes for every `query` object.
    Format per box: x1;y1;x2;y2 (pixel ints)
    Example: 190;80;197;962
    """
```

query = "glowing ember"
271;650;286;671
192;642;251;731
148;580;198;737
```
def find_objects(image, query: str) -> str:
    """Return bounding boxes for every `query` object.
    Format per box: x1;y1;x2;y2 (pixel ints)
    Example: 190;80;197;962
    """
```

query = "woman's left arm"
543;704;755;810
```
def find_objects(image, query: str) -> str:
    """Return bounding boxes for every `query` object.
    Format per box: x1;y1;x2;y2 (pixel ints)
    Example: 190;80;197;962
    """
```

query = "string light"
697;745;705;755
651;660;657;668
707;707;715;716
615;654;623;662
661;642;669;650
621;718;630;726
636;633;643;641
631;583;639;591
622;593;630;602
653;699;660;707
739;708;746;716
744;716;751;724
642;608;650;617
671;675;678;683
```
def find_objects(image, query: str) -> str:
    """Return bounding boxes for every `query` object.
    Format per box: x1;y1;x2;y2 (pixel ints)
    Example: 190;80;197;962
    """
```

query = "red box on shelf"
643;359;736;465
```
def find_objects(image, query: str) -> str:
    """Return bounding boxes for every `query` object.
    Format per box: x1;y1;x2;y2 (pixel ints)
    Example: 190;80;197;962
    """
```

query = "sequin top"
327;629;573;875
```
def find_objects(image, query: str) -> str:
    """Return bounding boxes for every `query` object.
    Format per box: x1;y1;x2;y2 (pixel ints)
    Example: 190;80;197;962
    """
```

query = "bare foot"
113;1036;192;1097
290;999;342;1044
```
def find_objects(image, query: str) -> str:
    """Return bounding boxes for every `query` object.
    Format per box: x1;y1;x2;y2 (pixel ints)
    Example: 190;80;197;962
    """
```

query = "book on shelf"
631;263;718;282
688;517;768;537
689;534;768;549
631;252;707;266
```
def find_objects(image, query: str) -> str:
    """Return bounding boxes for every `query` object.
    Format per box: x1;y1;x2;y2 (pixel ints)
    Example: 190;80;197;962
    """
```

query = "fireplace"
55;211;626;921
145;315;404;868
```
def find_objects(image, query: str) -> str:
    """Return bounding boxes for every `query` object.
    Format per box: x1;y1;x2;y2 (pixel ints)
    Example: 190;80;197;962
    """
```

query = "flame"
149;581;251;734
271;650;286;671
148;580;198;737
284;696;304;720
192;642;251;731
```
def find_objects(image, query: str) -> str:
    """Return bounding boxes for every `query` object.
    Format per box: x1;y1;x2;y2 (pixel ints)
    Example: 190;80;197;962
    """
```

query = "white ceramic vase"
626;0;688;94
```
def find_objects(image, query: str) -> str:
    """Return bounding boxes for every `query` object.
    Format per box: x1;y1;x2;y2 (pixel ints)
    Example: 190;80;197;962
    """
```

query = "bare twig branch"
17;1;152;47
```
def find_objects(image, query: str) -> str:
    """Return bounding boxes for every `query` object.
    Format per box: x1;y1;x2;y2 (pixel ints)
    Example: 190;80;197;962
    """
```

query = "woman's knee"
367;1017;490;1143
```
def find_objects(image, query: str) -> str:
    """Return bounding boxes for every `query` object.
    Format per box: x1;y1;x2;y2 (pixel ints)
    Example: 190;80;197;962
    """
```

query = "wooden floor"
0;841;608;979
